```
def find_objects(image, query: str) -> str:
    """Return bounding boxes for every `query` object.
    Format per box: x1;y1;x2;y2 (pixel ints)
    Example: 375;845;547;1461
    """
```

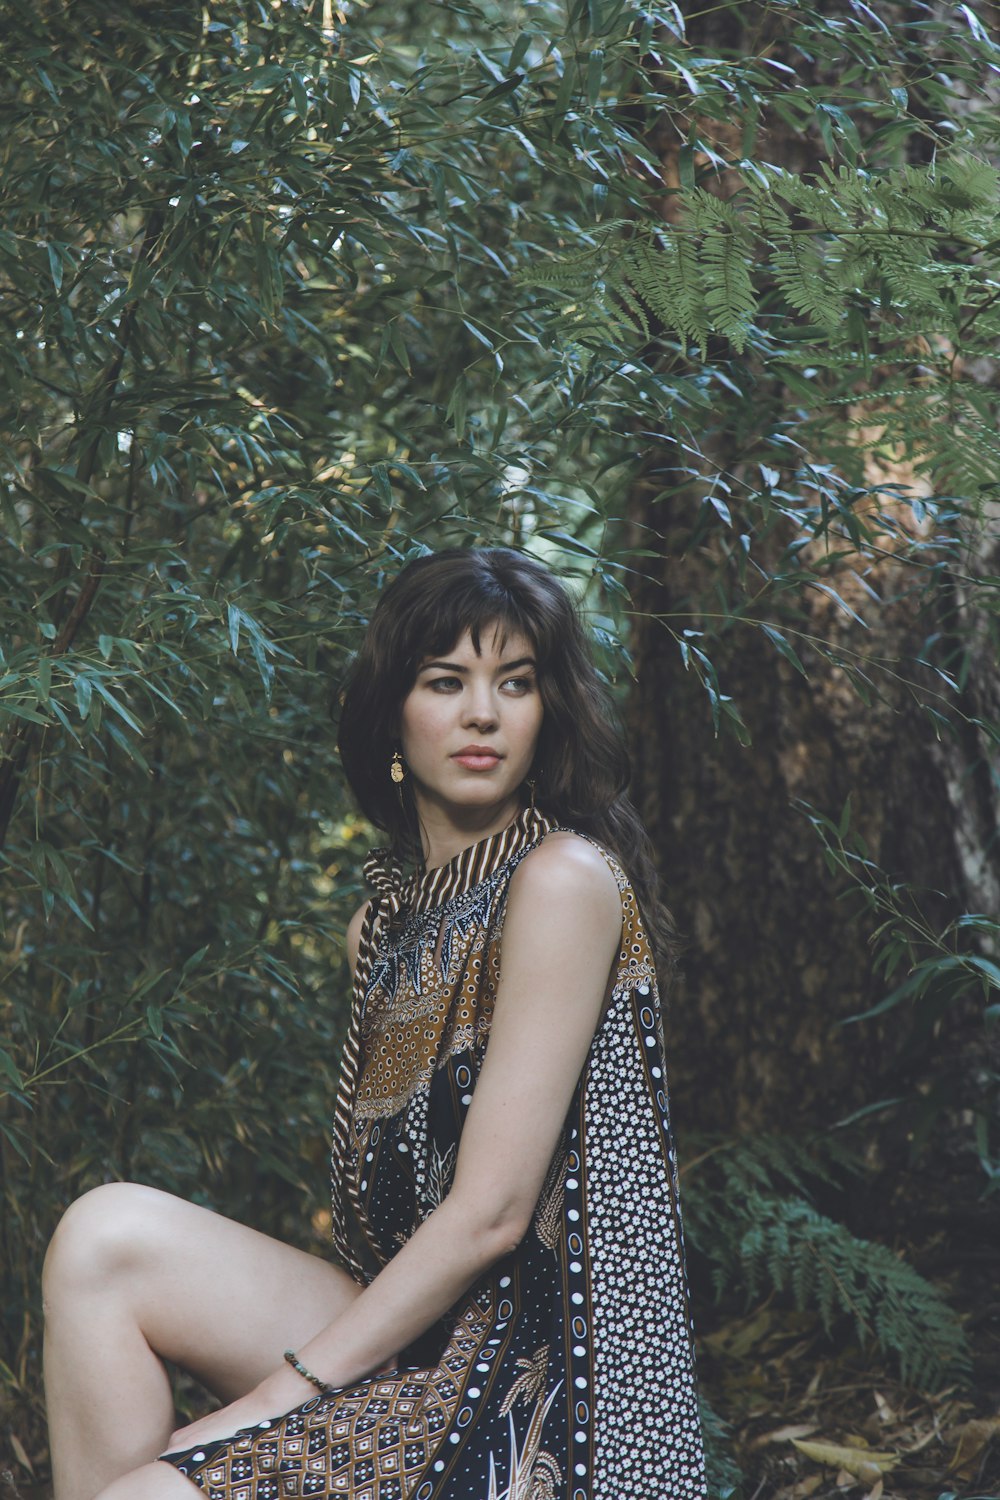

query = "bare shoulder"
345;899;371;975
508;829;622;925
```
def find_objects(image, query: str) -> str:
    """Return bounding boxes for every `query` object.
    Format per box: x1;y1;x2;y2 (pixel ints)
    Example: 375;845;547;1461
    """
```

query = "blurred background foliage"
1;0;998;1494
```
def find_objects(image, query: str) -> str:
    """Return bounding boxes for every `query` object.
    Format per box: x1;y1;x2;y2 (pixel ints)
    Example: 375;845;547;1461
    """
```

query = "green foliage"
519;155;1000;360
0;0;645;1456
517;152;1000;494
800;799;1000;1191
700;1396;744;1500
1;0;993;1478
514;0;1000;1225
738;1194;969;1390
683;1135;971;1392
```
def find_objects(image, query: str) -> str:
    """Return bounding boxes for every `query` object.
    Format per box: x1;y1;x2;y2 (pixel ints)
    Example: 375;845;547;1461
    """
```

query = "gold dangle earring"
526;775;537;812
390;749;406;784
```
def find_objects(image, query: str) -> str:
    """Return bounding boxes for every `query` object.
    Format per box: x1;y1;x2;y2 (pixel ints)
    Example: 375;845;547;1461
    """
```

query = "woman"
43;548;706;1500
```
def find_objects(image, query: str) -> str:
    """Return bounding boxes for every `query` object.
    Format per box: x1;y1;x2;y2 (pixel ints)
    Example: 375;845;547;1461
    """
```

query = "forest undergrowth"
696;1168;1000;1498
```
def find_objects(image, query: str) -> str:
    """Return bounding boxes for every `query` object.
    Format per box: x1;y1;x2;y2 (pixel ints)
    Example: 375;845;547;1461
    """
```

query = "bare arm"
167;836;621;1444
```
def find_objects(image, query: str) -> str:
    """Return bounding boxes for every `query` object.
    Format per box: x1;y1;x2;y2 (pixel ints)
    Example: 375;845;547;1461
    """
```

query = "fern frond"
771;236;841;331
682;1134;968;1391
746;181;792;243
871;240;946;314
691;193;757;351
737;1193;969;1389
621;234;709;354
935;154;1000;212
517;155;1000;368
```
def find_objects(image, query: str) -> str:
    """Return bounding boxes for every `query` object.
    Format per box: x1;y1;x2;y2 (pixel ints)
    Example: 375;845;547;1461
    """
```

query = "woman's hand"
163;1364;307;1455
163;1355;400;1456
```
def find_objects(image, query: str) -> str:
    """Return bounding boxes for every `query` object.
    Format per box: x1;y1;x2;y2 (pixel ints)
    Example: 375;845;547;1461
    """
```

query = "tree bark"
626;489;995;1139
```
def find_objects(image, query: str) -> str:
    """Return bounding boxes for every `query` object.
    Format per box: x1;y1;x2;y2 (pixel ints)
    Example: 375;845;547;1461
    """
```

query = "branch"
0;210;165;852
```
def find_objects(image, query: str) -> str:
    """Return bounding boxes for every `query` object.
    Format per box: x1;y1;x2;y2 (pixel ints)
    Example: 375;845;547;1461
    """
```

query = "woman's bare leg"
43;1181;364;1500
96;1460;195;1500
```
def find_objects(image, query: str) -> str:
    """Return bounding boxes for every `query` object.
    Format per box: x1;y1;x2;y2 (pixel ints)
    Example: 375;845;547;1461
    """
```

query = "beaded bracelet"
283;1348;332;1394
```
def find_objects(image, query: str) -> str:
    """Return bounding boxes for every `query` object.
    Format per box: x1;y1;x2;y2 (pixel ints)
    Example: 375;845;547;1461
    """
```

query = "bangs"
404;581;545;677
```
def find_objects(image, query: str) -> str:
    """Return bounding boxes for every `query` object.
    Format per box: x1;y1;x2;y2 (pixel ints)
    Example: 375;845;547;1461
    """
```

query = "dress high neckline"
363;803;557;919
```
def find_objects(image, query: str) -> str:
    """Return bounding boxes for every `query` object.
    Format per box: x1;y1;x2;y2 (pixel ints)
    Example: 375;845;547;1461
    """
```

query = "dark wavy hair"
336;548;679;979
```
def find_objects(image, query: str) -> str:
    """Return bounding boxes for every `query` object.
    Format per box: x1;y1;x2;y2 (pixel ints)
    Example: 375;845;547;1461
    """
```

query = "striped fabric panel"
410;807;555;914
329;899;380;1282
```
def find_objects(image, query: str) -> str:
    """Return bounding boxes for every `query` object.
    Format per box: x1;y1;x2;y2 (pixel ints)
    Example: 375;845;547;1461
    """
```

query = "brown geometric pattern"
165;1298;493;1499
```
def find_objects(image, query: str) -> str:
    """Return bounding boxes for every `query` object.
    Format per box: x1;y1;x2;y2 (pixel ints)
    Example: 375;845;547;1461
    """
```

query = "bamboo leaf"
0;1048;24;1089
760;624;807;676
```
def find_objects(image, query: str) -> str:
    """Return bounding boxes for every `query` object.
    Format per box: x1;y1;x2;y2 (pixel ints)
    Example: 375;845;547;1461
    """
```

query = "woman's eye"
426;674;533;693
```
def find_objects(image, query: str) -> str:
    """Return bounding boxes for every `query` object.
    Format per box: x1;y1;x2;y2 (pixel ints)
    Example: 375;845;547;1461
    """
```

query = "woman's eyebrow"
418;656;537;674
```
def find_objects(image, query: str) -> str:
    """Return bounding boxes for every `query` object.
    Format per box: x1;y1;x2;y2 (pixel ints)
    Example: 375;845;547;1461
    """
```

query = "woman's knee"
94;1459;196;1499
43;1182;172;1302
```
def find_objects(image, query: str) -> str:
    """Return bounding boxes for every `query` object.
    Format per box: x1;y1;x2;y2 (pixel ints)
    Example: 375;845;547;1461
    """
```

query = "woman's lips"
451;753;502;771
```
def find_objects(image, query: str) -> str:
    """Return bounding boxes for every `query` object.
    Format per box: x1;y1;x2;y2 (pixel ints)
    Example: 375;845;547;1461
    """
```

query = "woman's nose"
461;687;498;729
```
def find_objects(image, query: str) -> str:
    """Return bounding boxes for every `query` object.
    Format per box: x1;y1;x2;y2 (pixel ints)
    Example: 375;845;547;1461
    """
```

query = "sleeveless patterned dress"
162;804;706;1498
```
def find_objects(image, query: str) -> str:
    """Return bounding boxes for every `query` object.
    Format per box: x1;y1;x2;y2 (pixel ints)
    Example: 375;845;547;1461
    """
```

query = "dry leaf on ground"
792;1437;899;1485
947;1414;1000;1480
750;1423;818;1449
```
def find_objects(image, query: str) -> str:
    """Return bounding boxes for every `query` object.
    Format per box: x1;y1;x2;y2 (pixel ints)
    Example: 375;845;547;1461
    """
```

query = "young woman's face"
399;624;544;817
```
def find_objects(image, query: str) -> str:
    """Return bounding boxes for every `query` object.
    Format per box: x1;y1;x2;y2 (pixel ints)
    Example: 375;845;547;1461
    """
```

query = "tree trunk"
626;487;996;1140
